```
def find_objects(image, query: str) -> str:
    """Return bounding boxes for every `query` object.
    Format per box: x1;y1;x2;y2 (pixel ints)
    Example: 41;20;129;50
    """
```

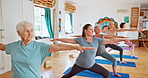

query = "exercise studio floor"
0;47;148;78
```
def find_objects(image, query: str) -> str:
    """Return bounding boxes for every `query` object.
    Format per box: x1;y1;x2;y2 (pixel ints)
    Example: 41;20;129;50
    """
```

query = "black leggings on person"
61;63;110;78
105;44;123;61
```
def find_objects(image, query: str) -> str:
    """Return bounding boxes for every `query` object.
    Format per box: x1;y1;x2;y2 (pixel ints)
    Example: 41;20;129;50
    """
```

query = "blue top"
93;35;106;55
96;45;106;56
5;40;51;78
74;37;103;68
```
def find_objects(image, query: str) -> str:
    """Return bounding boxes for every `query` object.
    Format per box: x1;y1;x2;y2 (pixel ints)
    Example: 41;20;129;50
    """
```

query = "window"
34;7;50;37
65;13;73;34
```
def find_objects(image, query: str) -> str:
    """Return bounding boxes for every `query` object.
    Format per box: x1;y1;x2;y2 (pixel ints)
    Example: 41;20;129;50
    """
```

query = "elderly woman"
52;24;129;78
0;21;94;78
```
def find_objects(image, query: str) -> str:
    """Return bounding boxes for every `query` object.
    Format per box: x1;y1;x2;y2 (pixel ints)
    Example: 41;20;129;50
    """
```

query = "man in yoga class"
0;21;94;78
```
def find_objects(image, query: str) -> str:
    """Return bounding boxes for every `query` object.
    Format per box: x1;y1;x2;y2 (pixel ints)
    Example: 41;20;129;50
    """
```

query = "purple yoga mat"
122;47;132;50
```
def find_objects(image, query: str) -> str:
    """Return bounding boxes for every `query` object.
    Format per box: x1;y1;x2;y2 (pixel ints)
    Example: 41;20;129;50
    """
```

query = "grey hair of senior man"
94;25;100;30
16;21;32;33
109;21;115;25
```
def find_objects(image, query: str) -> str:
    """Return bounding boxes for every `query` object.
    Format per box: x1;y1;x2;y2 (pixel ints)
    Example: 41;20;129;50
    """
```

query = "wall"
57;1;140;38
74;3;140;39
0;0;34;74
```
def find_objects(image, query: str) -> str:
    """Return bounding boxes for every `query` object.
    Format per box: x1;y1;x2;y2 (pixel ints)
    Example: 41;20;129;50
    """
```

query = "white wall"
75;3;140;39
57;1;140;38
0;0;34;74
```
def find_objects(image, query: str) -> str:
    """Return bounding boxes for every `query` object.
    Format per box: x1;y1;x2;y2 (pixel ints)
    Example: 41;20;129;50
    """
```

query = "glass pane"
34;15;41;23
41;14;50;37
34;7;42;36
65;13;72;33
34;7;50;37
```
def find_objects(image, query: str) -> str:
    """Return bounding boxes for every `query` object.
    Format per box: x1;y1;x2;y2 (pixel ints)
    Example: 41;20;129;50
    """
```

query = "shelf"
143;19;148;21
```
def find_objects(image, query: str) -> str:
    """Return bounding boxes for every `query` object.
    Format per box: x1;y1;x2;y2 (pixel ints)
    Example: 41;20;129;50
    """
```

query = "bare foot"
131;55;138;58
114;73;122;77
120;61;127;64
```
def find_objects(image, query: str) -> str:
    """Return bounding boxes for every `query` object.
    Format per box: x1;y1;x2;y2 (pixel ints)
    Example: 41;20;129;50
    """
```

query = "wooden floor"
0;47;148;78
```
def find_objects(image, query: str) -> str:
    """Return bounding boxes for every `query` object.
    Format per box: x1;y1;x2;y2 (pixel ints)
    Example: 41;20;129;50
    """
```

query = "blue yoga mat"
95;59;136;67
63;67;130;78
111;54;138;59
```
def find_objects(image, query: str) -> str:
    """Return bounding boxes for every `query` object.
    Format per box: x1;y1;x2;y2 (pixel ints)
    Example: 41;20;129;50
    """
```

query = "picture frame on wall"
140;12;144;16
124;16;129;23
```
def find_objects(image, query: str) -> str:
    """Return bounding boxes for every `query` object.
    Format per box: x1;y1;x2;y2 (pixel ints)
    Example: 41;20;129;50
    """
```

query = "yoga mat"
63;67;130;78
111;54;138;59
95;59;136;67
122;47;132;50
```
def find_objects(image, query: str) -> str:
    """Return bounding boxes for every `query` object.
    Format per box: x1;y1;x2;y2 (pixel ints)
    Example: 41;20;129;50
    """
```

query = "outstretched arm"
72;35;82;37
0;43;5;51
113;35;129;38
117;29;142;32
101;30;106;33
102;38;129;45
48;43;94;52
102;34;129;39
51;38;77;44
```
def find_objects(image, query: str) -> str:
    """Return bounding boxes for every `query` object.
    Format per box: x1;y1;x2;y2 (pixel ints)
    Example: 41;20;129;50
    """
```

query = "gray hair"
94;25;100;30
16;21;32;33
109;22;114;26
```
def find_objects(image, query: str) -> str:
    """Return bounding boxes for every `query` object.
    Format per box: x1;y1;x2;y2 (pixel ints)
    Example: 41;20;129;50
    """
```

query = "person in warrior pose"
115;22;139;57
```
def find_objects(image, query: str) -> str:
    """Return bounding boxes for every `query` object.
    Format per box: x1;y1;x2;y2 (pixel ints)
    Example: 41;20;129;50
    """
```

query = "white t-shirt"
117;31;129;46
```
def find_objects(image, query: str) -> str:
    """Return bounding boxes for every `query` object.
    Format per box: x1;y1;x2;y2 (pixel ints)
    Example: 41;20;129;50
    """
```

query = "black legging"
105;44;123;61
62;63;110;78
